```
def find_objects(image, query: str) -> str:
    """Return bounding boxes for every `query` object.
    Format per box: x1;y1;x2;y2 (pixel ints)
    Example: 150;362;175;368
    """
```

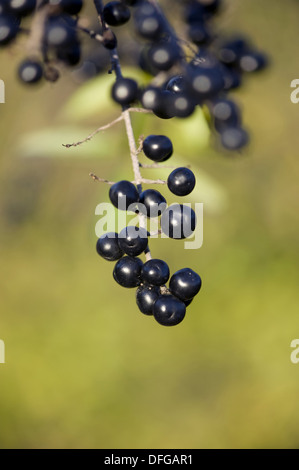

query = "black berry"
139;189;167;218
136;285;160;315
109;180;139;211
220;127;249;151
118;226;148;257
113;256;143;288
169;268;202;301
9;0;36;17
111;77;138;106
160;204;197;239
49;0;83;15
18;59;43;84
141;259;170;286
96;232;124;261
143;135;173;162
103;1;131;26
167;167;196;197
153;295;186;326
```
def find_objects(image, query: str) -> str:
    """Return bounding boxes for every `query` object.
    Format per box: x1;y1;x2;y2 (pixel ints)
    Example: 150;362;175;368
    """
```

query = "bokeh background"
1;0;299;449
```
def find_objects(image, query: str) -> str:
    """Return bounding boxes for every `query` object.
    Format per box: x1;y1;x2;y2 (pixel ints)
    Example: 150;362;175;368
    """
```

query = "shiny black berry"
136;285;160;315
103;1;131;26
167;167;196;197
147;41;180;71
9;0;36;17
113;256;143;288
111;77;138;106
209;98;241;132
46;15;78;47
118;226;148;257
141;259;170;286
18;59;43;84
166;76;186;94
168;93;195;118
134;4;162;40
139;189;167;218
153;295;186;326
143;135;173;162
96;232;124;261
188;63;225;101
109;180;139;211
169;268;202;301
220;127;249;151
49;0;83;15
0;14;19;45
160;204;196;239
239;51;268;73
188;22;212;45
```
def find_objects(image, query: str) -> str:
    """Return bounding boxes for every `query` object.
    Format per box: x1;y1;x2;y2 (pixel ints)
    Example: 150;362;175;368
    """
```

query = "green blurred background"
1;0;299;449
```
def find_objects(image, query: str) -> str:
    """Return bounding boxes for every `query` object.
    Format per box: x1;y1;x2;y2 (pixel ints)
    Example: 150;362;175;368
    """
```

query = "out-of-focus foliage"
0;0;299;449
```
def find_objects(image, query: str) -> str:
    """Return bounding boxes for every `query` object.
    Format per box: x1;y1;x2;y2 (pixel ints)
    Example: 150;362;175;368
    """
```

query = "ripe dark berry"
122;0;140;7
169;268;202;301
136;285;160;315
109;180;139;211
9;0;36;17
147;42;180;71
188;64;225;101
134;4;162;40
168;93;195;119
166;76;186;94
123;0;139;5
143;135;173;162
217;37;250;66
220;127;249;151
141;259;170;286
118;226;148;257
45;16;77;48
160;204;197;239
56;43;81;66
49;0;83;15
188;22;212;45
239;51;268;73
167;167;196;197
153;295;186;327
96;232;124;261
0;14;19;46
140;85;159;109
152;90;176;120
113;256;143;288
139;189;167;218
209;98;241;132
18;59;43;84
111;77;138;106
103;1;131;26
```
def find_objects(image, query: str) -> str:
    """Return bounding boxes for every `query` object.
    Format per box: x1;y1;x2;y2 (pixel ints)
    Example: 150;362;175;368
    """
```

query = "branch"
62;115;124;148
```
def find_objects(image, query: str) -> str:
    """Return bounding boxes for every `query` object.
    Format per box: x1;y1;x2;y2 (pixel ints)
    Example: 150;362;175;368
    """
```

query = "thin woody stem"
93;0;153;260
63;109;152;149
63;114;124;148
26;2;50;55
89;173;115;185
122;109;153;261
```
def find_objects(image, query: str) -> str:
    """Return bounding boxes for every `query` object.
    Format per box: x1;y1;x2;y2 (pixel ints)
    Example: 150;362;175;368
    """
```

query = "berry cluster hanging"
0;0;268;326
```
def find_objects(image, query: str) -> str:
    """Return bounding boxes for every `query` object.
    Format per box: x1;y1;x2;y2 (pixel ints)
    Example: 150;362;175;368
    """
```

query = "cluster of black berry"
1;0;268;327
96;132;201;326
106;0;268;150
0;0;85;83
